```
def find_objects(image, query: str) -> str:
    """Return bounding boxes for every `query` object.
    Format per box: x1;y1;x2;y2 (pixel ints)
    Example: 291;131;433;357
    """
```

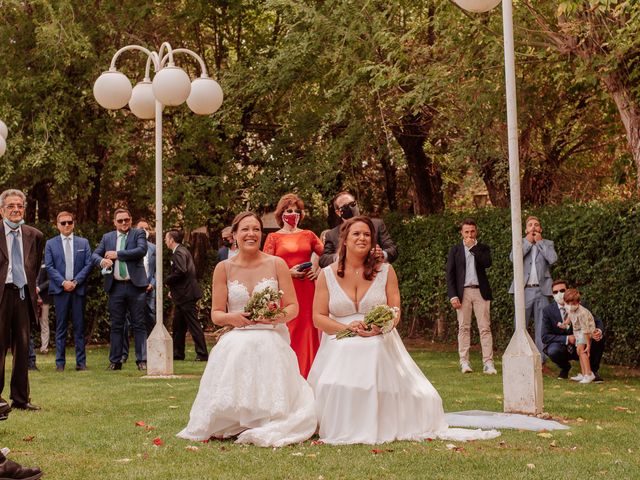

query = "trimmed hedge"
385;201;640;367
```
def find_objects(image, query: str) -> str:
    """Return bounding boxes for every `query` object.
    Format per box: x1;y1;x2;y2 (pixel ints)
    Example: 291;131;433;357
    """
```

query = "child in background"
559;288;596;384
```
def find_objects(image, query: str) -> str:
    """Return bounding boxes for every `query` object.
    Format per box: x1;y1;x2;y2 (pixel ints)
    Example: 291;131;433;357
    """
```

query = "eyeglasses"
59;220;74;226
115;218;131;224
339;201;357;210
4;204;24;210
552;288;566;294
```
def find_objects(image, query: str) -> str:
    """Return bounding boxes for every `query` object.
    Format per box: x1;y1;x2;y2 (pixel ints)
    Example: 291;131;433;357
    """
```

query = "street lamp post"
93;43;223;376
453;0;543;414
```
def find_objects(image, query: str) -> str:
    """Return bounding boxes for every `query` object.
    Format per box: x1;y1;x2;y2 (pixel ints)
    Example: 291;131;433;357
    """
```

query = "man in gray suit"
509;215;557;365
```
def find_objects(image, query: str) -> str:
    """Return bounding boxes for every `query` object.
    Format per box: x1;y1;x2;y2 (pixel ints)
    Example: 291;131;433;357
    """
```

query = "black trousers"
546;337;605;373
0;286;31;405
172;300;208;359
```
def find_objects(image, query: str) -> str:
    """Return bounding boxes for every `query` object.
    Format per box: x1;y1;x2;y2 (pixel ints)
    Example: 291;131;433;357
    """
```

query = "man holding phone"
319;191;398;268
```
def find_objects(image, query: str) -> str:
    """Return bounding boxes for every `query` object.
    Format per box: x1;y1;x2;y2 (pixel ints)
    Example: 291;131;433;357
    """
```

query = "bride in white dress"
177;212;317;447
307;216;500;445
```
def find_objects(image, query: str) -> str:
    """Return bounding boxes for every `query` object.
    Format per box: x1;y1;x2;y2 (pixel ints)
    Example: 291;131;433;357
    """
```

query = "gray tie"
10;230;27;299
64;237;73;281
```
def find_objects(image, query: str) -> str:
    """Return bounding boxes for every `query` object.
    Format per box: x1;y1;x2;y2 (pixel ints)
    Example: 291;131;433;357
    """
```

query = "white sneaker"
483;361;497;375
460;361;473;374
579;373;596;384
570;373;584;382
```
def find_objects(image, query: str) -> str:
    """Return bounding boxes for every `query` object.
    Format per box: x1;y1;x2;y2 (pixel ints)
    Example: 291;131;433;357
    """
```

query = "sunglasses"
552;288;566;294
116;218;131;224
285;208;301;214
339;201;357;210
59;220;74;226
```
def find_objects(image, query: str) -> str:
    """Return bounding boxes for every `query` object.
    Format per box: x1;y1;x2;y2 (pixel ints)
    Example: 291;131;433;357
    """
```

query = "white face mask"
553;292;564;304
567;304;579;312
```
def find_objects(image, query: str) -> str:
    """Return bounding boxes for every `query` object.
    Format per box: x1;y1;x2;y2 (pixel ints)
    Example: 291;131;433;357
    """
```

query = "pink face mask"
282;212;300;228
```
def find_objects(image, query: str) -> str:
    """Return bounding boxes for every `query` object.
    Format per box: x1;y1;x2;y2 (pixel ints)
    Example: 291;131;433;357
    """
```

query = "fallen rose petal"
22;436;35;442
135;421;145;427
145;425;156;431
310;440;324;446
185;446;199;452
153;437;163;446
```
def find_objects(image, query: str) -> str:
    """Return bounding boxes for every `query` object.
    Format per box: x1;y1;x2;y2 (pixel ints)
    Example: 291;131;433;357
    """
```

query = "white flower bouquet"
244;287;286;321
335;304;399;339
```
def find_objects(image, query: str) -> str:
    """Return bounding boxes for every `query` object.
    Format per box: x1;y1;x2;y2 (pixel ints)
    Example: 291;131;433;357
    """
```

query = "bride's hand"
227;312;253;327
357;324;382;337
346;321;365;332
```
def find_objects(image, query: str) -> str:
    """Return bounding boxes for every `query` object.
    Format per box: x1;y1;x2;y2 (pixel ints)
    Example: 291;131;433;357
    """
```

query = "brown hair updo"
336;216;381;281
231;211;263;234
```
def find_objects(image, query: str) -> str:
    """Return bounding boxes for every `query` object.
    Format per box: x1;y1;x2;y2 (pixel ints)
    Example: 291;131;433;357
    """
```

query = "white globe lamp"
129;81;156;120
93;70;133;110
187;77;224;115
453;0;502;13
152;66;191;106
0;135;5;157
0;120;7;140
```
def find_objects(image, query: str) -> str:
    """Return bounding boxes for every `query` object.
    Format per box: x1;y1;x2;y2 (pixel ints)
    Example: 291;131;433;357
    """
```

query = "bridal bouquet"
244;287;286;321
335;304;399;339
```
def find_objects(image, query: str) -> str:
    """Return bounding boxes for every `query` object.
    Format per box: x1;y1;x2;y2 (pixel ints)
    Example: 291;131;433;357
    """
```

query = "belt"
464;285;480;289
5;283;20;290
525;284;539;288
114;279;131;283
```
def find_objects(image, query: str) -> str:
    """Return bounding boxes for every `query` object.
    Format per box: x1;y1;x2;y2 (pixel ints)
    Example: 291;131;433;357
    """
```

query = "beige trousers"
39;303;50;351
456;287;493;363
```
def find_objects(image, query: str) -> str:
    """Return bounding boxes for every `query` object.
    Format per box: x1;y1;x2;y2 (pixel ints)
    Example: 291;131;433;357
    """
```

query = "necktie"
560;307;566;320
64;237;73;280
118;233;127;278
10;230;27;299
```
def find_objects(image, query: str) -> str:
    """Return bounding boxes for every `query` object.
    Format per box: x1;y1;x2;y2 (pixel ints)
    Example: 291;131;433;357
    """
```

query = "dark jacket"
166;244;202;305
319;217;398;268
541;301;604;350
36;263;52;304
445;241;493;302
92;228;148;291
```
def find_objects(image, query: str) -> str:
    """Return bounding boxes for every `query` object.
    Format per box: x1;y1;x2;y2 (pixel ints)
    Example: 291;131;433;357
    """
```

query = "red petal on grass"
152;437;163;446
135;421;145;427
310;440;324;446
22;435;35;442
371;449;394;454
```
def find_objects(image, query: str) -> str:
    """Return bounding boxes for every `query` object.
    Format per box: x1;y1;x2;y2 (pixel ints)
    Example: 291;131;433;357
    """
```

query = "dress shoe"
55;366;64;372
106;362;122;371
173;356;185;361
11;402;41;412
0;397;10;420
75;365;87;371
0;455;43;480
593;372;604;383
557;367;570;379
137;361;147;371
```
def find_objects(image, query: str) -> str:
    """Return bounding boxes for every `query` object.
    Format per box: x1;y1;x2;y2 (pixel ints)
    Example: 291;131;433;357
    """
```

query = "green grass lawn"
1;344;639;479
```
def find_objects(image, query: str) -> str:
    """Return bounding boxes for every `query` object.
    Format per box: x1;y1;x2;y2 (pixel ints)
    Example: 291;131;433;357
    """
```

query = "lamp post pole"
93;42;223;376
453;0;543;413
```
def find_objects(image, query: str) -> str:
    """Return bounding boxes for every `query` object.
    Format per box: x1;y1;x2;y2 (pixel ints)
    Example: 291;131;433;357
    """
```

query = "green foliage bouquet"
336;305;399;339
244;287;286;321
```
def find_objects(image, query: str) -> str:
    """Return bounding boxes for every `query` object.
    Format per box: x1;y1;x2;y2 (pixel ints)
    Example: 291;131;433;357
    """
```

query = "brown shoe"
0;455;43;479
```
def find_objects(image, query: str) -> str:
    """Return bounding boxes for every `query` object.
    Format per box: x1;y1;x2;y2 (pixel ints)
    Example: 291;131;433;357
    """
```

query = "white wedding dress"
307;264;500;445
176;260;317;447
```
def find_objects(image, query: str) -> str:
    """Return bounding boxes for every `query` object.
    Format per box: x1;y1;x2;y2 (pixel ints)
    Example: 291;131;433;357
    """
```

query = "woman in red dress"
263;194;324;378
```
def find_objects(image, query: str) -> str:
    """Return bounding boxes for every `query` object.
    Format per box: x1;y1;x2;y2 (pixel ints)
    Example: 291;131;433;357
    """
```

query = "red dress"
263;230;324;378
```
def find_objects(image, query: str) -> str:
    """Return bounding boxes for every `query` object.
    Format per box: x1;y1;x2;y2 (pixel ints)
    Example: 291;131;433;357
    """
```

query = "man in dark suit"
446;218;496;375
0;189;44;412
542;279;605;381
165;230;208;361
319;191;398;268
217;226;237;261
44;211;93;371
92;208;148;371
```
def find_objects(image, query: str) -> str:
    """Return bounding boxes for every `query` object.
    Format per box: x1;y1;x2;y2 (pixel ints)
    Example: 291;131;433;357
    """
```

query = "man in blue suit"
509;215;557;366
44;211;93;371
92;208;148;371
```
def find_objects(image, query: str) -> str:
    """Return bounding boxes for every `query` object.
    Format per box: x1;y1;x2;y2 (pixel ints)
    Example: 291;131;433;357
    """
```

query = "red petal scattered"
135;421;145;427
153;437;164;446
145;425;156;431
201;439;210;444
371;449;383;454
310;440;324;446
426;438;434;442
22;435;35;442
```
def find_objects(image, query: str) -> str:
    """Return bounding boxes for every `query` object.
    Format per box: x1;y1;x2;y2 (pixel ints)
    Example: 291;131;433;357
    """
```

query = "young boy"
558;288;596;384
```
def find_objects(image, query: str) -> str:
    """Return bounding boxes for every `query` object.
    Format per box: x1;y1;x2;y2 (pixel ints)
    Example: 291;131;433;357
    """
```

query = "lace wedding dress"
307;264;500;444
176;259;317;447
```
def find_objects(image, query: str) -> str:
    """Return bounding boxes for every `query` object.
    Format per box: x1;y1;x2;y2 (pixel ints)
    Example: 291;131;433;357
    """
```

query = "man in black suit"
445;218;496;375
0;189;44;412
165;230;208;361
92;208;148;371
542;279;605;381
319;191;398;268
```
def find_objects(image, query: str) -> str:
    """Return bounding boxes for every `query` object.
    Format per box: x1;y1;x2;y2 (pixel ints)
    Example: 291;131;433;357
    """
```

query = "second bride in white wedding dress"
176;212;317;447
307;216;500;445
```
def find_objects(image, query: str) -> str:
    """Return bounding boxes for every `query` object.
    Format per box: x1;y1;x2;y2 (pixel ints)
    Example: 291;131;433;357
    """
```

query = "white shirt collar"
3;221;22;236
61;233;74;241
172;243;180;254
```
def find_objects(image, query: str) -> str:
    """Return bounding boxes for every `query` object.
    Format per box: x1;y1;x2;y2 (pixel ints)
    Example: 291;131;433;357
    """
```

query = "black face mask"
339;202;359;220
223;240;232;248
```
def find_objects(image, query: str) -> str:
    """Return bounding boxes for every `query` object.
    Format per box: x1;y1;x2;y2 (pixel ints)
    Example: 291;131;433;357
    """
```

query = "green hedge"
385;201;640;367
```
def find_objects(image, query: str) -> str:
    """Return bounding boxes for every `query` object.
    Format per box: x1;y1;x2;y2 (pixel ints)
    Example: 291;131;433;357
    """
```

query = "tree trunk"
377;143;398;211
476;156;510;208
391;114;444;215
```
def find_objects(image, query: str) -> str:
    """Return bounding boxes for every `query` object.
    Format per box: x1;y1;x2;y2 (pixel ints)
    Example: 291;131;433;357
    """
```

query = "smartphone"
296;261;313;272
